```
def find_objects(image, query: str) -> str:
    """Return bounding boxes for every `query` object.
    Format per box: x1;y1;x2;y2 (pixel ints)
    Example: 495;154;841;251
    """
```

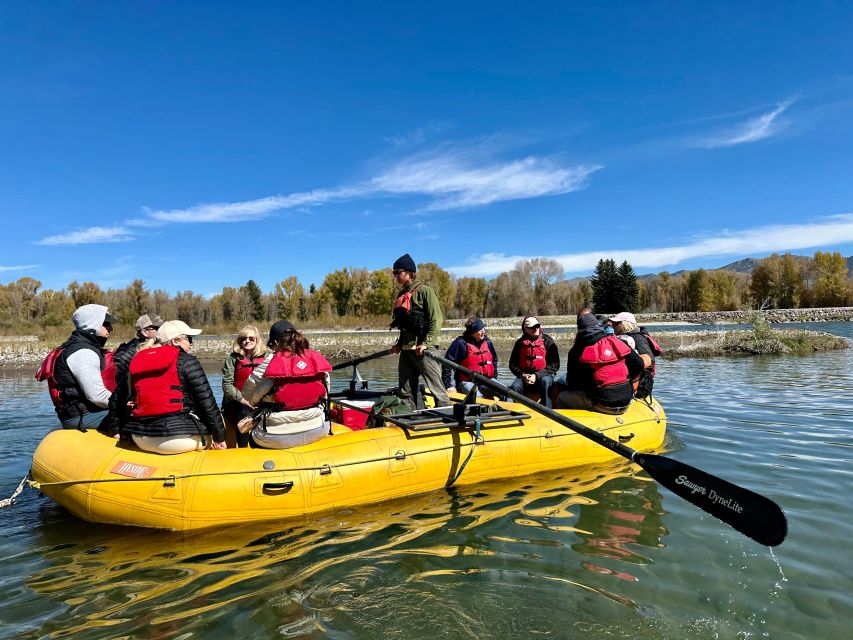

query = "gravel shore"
4;320;848;372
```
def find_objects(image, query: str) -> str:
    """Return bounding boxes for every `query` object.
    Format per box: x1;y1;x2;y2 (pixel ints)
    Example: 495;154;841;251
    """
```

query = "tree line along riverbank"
1;312;848;369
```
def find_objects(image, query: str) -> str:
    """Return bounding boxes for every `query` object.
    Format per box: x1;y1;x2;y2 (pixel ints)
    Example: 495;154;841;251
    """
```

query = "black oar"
425;351;787;547
331;348;394;371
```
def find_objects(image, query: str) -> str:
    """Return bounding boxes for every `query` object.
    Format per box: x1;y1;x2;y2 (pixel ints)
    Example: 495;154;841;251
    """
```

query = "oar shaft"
332;348;394;371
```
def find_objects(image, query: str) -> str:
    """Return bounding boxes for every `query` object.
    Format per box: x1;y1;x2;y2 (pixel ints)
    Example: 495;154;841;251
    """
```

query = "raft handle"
618;433;635;443
262;481;294;492
163;475;176;488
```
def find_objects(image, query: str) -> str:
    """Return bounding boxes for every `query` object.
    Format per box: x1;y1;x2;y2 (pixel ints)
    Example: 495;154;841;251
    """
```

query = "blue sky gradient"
2;2;853;294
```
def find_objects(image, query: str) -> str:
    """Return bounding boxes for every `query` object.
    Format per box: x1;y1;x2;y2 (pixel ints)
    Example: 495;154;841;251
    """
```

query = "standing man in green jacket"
389;253;451;410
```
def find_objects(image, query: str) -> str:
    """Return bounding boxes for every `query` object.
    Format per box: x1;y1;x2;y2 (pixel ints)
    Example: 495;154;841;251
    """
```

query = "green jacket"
221;351;243;406
395;279;443;349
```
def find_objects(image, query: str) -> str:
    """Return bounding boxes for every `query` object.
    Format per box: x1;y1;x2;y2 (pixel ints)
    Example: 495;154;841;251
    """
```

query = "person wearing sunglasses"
220;325;266;447
240;320;332;449
119;320;226;453
508;316;560;408
44;304;117;431
388;253;451;410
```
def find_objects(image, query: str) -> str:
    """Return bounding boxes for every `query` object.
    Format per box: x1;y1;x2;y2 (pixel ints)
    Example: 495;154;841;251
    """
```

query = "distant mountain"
716;258;759;273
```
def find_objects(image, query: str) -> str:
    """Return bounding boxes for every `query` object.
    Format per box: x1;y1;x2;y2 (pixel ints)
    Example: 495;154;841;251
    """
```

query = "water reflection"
24;459;664;638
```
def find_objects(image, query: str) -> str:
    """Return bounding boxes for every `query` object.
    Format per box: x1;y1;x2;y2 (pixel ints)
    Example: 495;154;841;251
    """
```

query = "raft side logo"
296;360;307;369
110;461;156;479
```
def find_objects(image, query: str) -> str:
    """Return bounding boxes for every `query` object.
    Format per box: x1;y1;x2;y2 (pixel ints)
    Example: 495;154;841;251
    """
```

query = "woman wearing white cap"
608;312;662;399
118;320;227;454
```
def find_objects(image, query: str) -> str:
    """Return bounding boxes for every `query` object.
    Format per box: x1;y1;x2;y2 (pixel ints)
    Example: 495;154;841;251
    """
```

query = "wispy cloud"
693;99;795;148
36;226;135;246
35;143;600;244
142;188;369;224
448;214;853;277
0;264;38;272
370;153;601;210
140;148;600;223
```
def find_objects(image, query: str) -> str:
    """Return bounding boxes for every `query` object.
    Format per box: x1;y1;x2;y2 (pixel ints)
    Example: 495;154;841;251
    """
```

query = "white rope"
0;475;30;508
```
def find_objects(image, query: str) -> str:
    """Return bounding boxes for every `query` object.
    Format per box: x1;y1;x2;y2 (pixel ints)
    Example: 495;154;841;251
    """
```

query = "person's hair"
232;324;267;357
271;328;310;355
577;307;593;318
137;335;171;352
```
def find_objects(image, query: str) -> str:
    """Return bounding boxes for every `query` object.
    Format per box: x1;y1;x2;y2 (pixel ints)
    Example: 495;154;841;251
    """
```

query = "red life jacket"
233;354;265;391
264;349;332;411
129;345;185;417
459;339;496;382
518;335;547;372
101;350;117;392
390;283;426;337
36;346;116;410
579;336;632;388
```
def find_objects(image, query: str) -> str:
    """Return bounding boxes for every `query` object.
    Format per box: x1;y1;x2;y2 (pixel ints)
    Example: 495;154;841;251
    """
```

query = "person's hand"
523;373;536;385
390;343;401;354
240;398;254;408
414;344;427;356
209;440;228;450
447;387;457;394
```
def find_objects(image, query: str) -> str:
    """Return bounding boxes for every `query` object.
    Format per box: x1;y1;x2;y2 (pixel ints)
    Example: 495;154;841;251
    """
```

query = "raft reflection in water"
26;459;668;638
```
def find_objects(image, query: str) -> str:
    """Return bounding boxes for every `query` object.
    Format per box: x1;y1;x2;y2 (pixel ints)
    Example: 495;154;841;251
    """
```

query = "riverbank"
2;323;847;371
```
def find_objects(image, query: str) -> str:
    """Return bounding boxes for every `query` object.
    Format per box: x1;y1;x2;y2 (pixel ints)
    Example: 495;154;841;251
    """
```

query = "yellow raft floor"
30;398;666;531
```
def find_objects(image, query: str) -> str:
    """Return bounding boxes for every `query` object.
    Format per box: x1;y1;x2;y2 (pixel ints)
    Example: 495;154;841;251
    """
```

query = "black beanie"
392;253;417;272
577;313;600;330
268;319;296;344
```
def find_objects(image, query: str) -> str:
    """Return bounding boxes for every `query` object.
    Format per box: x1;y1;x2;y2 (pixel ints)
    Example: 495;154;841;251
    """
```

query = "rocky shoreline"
2;322;848;372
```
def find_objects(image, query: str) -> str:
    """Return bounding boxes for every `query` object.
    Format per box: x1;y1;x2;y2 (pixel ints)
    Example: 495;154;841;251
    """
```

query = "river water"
1;323;851;639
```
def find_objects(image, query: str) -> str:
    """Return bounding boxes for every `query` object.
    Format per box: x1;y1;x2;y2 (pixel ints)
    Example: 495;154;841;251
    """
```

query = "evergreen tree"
590;259;619;313
244;279;266;321
615;261;639;311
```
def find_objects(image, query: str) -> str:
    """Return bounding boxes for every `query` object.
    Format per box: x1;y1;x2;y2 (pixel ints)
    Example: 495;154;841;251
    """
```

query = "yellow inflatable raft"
30;398;666;531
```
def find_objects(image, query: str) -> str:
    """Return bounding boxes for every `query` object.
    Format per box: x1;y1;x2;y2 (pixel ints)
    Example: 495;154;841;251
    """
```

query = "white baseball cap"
157;320;203;343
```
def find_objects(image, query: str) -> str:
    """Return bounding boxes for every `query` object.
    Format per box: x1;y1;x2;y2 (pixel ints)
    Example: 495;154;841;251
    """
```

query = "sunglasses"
183;335;193;344
240;336;257;342
392;269;405;275
527;324;541;330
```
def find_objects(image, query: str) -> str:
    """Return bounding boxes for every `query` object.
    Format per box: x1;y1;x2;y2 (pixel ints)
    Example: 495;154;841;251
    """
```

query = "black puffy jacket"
119;348;226;442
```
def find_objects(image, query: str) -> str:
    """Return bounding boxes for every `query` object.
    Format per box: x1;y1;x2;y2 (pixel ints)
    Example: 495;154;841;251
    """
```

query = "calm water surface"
1;323;851;639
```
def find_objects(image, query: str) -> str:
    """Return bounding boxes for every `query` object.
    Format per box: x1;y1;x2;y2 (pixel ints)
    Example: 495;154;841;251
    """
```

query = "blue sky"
2;1;853;295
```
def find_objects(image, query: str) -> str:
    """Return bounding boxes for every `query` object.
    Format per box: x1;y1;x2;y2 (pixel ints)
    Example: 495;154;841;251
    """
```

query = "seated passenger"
241;320;332;449
508;316;560;408
119;320;227;454
608;312;662;399
557;311;645;414
221;324;266;448
42;304;117;431
442;316;501;398
100;312;163;436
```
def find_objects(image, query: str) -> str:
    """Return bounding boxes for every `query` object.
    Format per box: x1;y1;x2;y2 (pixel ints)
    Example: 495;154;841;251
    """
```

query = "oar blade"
634;453;787;547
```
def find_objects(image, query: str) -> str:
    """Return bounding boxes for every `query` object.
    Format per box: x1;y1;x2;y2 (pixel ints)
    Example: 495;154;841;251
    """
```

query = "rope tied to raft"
0;474;30;508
